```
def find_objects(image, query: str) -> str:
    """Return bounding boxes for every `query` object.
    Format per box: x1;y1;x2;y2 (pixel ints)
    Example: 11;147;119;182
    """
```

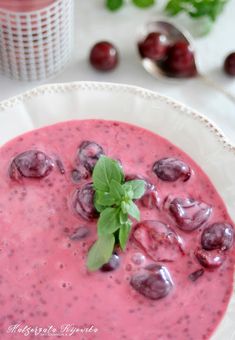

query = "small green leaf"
87;234;115;271
121;201;129;214
126;201;140;221
119;221;131;250
94;192;106;213
165;0;228;26
98;207;120;236
96;190;116;206
94;200;105;213
92;156;124;192
132;0;155;8
109;179;125;202
119;210;128;224
165;0;183;15
123;179;145;199
106;0;124;11
124;187;134;201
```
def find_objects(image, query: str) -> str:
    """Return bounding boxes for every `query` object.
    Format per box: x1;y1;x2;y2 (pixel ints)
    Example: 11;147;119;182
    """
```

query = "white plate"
0;81;234;340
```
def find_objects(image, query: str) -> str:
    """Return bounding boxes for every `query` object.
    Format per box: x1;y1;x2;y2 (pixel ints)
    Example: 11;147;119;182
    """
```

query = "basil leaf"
165;0;227;24
94;201;105;213
132;0;155;8
92;156;124;192
123;179;145;199
121;201;129;214
94;192;106;213
119;210;128;224
126;201;140;221
109;179;125;202
106;0;123;11
165;0;183;15
119;221;131;250
87;234;115;271
96;190;116;206
98;207;120;236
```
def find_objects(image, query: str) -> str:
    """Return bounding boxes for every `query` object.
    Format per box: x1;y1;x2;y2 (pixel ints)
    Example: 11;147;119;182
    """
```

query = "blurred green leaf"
106;0;124;11
165;0;228;22
132;0;155;8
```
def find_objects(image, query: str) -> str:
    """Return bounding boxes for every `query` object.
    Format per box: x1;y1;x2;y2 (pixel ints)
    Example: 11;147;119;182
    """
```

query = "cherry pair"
89;35;235;77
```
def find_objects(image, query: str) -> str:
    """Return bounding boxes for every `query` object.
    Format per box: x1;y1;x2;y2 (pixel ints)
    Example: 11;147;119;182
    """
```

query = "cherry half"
168;196;212;232
73;183;98;220
9;150;53;180
195;247;225;269
132;220;184;262
130;264;173;300
77;141;104;172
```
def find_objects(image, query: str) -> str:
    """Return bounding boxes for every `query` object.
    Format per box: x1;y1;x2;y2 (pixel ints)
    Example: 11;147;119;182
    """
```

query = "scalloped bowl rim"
0;81;234;151
0;81;234;340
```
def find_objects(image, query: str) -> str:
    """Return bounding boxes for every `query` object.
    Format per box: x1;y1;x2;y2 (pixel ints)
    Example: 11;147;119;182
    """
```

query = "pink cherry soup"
0;120;234;340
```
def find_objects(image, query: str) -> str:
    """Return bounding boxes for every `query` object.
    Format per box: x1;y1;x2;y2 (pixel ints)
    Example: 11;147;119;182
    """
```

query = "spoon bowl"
137;18;235;103
137;19;197;80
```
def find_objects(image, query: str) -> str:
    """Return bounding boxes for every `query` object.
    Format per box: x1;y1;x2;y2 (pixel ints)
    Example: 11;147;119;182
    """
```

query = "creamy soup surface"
0;120;234;340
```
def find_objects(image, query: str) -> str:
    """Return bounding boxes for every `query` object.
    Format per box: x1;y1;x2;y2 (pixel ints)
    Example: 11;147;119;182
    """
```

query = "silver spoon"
138;19;235;104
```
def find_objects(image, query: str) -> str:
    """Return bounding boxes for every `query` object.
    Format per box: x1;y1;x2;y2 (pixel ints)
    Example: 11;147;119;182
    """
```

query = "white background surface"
0;0;235;141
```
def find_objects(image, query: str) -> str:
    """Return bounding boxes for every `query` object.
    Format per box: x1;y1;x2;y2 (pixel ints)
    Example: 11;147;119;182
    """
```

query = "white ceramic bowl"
0;81;234;339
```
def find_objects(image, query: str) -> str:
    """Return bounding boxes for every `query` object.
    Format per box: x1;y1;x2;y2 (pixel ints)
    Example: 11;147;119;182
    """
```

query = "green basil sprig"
165;0;228;22
87;156;145;271
106;0;155;11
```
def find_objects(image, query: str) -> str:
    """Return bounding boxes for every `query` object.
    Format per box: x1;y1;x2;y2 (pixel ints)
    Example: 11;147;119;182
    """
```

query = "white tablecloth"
0;0;235;142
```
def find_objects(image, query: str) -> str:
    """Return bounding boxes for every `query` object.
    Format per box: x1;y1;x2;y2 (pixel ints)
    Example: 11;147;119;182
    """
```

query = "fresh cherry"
167;196;212;232
78;141;104;172
9;150;53;180
132;220;184;262
73;183;98;220
100;253;120;272
130;264;173;300
153;157;191;182
224;52;235;76
195;247;225;269
89;41;119;71
138;32;168;61
162;41;197;78
201;223;234;251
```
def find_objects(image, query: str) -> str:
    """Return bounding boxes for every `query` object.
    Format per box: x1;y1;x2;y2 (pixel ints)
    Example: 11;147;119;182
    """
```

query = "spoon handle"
198;74;235;105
